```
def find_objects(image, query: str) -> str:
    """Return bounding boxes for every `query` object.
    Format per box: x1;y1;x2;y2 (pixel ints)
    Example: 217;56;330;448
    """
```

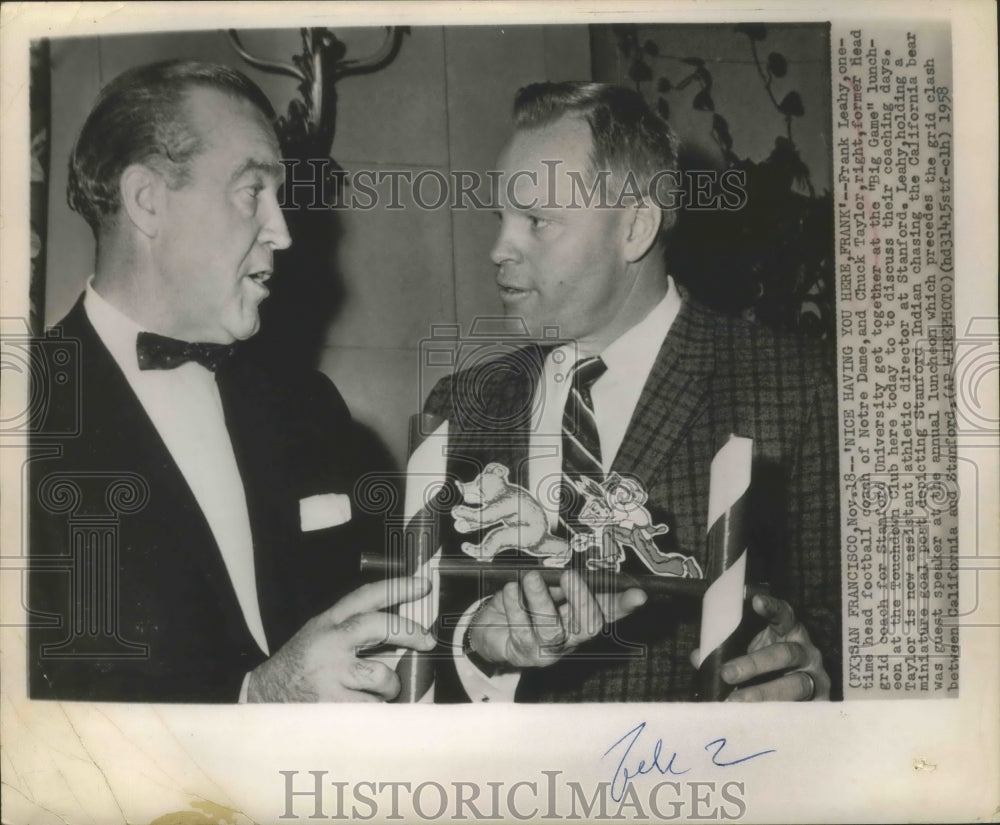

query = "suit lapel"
612;298;716;483
61;300;260;651
447;344;543;489
215;362;292;651
488;349;537;488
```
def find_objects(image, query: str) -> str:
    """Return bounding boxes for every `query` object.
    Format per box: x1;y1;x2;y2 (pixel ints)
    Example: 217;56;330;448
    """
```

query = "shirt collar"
549;276;682;379
600;276;682;377
84;277;148;378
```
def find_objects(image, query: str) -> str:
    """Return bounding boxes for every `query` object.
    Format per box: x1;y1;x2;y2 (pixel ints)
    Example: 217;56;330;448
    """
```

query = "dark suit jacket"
424;297;842;702
28;298;373;702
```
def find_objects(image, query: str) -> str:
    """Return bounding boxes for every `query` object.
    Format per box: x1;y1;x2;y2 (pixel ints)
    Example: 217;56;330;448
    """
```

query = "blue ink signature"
604;722;776;801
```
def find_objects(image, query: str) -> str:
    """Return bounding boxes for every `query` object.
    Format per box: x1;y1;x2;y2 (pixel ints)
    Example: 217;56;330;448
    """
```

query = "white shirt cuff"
452;598;521;702
239;671;252;703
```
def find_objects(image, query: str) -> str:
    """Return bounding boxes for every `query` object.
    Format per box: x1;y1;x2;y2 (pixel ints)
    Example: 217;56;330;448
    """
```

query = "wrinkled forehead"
496;117;601;207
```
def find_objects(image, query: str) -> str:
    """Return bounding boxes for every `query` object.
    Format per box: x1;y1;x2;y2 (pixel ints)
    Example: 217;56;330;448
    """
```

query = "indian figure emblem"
451;464;701;578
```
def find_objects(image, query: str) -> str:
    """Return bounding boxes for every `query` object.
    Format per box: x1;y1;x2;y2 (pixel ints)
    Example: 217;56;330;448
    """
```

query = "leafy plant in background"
613;24;835;345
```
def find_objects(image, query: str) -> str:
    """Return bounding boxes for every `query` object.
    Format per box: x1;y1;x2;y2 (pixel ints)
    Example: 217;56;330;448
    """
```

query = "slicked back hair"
67;59;276;235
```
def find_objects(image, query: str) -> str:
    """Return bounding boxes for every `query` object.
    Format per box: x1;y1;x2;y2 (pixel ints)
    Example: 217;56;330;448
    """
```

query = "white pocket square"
299;493;352;531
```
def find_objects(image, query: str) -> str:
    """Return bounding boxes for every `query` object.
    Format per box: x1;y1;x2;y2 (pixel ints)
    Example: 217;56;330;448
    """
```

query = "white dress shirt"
456;279;683;701
84;283;270;657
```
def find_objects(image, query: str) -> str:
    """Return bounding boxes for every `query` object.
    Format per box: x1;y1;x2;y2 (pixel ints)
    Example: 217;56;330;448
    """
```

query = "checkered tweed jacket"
424;297;842;702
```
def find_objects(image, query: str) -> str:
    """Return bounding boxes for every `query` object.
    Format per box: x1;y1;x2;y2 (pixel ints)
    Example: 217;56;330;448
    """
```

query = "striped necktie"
558;356;607;537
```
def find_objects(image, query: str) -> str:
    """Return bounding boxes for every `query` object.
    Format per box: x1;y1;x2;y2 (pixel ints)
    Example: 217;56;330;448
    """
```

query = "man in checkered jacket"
422;82;840;703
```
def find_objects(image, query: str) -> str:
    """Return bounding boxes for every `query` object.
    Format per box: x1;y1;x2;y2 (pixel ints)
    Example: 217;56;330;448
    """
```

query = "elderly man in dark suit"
423;82;841;703
28;60;433;703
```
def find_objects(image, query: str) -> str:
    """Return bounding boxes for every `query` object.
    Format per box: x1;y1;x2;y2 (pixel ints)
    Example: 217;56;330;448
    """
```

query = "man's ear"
623;200;663;263
119;163;164;238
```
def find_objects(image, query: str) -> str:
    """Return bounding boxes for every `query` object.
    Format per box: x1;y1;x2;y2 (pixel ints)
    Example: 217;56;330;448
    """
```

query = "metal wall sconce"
228;27;407;165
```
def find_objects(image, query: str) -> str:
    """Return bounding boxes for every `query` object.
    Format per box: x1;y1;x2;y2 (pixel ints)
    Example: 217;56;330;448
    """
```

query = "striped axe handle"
392;412;445;704
695;435;754;702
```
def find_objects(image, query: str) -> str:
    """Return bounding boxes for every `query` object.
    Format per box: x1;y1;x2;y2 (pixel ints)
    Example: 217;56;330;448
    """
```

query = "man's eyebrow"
229;158;284;184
